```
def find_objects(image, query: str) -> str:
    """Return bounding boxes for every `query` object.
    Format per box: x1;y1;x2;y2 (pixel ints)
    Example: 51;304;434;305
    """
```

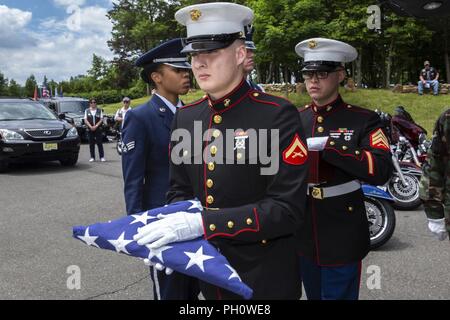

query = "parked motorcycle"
376;107;429;210
392;106;429;166
116;130;123;156
363;184;396;249
388;146;423;210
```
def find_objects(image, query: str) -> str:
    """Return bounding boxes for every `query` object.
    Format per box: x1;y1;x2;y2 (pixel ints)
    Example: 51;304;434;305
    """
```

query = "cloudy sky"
0;0;116;85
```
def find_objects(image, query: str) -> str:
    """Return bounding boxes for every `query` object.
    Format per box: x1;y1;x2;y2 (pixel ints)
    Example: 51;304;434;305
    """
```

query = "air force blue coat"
121;95;175;215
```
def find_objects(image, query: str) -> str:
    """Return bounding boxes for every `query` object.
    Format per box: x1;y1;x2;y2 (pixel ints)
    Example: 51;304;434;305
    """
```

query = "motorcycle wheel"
365;197;396;250
388;173;422;210
116;140;122;155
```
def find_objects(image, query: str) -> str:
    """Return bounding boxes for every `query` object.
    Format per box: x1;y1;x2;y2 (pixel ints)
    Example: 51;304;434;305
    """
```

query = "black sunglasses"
302;70;342;80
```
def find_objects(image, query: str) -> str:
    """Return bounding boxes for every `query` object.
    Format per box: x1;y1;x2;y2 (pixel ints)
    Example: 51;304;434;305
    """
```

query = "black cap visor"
301;61;342;72
181;32;244;53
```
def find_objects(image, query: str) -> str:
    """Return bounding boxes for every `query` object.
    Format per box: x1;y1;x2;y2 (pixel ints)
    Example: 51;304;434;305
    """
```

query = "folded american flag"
72;200;253;299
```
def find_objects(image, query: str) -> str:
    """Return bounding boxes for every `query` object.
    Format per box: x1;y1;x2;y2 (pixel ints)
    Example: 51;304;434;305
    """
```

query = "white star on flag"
184;246;214;272
77;227;99;248
107;232;133;254
226;264;241;281
188;200;203;212
130;211;156;225
146;244;172;264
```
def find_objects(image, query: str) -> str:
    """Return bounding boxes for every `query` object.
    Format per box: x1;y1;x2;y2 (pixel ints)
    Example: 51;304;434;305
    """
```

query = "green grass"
101;89;450;136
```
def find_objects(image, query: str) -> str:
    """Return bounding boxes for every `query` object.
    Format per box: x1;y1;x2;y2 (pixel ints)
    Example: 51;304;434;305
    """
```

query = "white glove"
133;211;203;249
427;218;448;241
307;136;329;151
143;258;173;275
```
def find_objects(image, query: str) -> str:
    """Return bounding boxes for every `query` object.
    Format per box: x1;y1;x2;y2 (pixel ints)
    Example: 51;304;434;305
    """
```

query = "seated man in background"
418;60;439;96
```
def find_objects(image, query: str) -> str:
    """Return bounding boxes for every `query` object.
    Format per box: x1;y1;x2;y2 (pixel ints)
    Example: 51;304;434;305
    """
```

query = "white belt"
307;180;361;200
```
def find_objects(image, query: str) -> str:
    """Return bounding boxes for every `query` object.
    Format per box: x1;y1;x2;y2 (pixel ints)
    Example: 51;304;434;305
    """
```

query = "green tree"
24;74;37;97
106;0;183;88
88;54;108;80
0;71;9;96
42;75;49;89
8;79;22;97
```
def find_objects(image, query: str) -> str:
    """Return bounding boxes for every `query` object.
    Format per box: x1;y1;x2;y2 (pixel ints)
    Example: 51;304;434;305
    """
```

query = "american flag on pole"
73;200;253;299
42;86;50;98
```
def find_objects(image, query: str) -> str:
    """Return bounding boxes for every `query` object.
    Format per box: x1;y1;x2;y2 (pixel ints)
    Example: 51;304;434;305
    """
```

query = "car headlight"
0;129;24;141
66;127;78;137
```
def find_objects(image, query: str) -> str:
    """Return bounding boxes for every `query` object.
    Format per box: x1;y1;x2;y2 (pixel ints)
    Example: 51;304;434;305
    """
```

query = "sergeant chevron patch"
282;134;308;165
122;141;135;153
369;129;389;151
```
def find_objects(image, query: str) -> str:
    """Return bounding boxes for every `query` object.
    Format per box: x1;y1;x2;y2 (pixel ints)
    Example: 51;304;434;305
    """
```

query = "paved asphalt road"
0;143;448;300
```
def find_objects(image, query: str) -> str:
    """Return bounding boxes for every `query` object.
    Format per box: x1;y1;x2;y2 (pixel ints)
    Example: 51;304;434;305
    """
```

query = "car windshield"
0;102;57;121
59;101;89;114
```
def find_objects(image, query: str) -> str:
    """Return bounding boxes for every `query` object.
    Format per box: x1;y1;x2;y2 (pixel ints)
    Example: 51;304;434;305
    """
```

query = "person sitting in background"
418;60;439;96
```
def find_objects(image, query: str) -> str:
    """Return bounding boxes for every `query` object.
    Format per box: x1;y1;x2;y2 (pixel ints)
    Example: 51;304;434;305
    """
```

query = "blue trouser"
150;266;200;300
418;80;439;95
299;256;361;300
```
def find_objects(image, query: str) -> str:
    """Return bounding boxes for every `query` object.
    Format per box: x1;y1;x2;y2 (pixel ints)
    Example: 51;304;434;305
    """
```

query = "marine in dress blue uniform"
121;38;199;300
295;38;393;300
162;3;308;299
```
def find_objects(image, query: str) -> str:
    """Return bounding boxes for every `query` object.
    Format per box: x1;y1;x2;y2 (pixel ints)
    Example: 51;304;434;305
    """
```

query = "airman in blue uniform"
121;38;199;300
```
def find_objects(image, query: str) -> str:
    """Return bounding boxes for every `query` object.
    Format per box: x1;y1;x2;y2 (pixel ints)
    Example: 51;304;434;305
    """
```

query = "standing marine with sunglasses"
295;38;393;300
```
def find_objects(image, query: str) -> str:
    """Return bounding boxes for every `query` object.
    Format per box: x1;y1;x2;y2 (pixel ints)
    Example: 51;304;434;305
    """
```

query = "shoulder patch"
121;140;135;153
282;133;308;165
369;128;390;151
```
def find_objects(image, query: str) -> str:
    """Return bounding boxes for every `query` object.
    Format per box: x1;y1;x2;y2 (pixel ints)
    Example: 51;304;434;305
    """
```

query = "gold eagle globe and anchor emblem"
190;9;202;21
308;40;317;49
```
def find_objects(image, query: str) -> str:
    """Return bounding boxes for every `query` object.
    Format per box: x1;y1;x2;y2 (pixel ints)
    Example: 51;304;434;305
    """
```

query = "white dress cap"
175;2;254;39
295;38;358;63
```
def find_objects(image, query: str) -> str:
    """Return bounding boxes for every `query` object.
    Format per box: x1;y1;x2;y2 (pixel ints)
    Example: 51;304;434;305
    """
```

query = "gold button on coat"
317;127;324;133
236;152;243;160
213;115;222;124
348;206;354;212
246;218;253;225
355;150;360;155
206;179;213;188
208;162;215;171
342;146;348;150
209;224;216;231
206;195;214;204
329;141;335;146
227;221;234;229
261;240;267;244
210;145;218;155
224;99;231;107
317;116;324;123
